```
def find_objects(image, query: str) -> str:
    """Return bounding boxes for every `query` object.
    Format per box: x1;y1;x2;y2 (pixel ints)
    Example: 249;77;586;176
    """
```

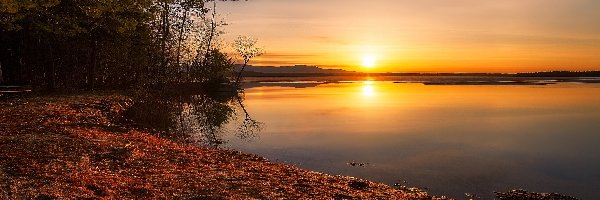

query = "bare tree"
202;1;219;66
232;36;263;84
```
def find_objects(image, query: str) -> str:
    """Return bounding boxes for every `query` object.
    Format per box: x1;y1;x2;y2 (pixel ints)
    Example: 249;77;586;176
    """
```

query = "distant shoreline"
237;65;600;78
240;75;600;87
240;71;600;78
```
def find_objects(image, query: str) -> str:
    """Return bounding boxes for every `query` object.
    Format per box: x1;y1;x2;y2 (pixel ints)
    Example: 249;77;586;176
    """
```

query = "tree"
232;36;263;84
196;49;234;83
0;0;246;89
187;0;229;83
0;0;158;88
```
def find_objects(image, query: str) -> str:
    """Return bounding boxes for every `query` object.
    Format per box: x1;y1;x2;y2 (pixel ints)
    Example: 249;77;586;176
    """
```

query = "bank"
0;92;436;199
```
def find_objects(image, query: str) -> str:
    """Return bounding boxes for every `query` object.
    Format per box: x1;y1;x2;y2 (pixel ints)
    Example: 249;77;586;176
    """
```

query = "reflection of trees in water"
126;91;262;148
235;96;264;141
173;96;234;147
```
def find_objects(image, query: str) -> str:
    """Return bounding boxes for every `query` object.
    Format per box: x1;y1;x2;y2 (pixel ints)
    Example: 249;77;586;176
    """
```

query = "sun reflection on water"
361;81;376;97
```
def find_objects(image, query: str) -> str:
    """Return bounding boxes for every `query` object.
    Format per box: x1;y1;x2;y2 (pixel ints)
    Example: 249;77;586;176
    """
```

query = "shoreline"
0;92;435;199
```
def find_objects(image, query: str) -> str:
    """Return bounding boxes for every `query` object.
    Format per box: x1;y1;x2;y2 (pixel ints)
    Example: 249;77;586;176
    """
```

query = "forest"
0;0;254;90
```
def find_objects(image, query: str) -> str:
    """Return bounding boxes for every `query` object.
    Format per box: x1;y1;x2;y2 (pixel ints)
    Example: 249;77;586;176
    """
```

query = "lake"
221;80;600;199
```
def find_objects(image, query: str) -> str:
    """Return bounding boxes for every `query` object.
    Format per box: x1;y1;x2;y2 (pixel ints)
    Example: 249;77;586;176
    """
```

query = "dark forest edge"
0;0;255;91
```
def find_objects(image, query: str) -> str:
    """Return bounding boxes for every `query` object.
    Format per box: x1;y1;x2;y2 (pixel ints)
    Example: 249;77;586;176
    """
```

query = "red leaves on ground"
0;93;435;199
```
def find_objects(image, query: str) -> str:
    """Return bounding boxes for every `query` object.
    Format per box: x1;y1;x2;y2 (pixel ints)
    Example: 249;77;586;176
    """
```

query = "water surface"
224;81;600;199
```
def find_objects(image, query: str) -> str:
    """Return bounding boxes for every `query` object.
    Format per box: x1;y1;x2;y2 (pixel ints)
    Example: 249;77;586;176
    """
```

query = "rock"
348;180;369;190
495;189;578;200
333;193;355;200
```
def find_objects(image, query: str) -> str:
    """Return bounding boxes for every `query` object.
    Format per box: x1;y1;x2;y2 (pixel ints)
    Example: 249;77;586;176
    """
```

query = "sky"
217;0;600;72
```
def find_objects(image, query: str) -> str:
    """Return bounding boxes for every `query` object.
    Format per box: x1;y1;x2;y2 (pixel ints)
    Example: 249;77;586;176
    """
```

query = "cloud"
250;53;321;66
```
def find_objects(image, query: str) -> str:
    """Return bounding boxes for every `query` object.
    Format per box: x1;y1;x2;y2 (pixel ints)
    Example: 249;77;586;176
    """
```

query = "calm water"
222;81;600;199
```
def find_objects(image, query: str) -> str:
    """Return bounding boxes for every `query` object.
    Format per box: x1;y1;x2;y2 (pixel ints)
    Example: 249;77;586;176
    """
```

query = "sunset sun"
361;55;377;68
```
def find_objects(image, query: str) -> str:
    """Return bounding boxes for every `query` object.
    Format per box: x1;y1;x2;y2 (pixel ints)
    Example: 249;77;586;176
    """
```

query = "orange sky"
217;0;600;73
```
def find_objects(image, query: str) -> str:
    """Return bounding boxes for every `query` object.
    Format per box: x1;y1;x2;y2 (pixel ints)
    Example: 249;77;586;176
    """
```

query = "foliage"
0;0;240;89
233;36;264;64
232;35;263;83
196;49;235;83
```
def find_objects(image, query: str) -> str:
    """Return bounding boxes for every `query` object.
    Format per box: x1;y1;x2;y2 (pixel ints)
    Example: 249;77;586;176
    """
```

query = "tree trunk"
176;9;188;69
202;2;217;67
161;2;170;81
46;43;55;90
0;61;4;84
88;40;99;90
235;61;248;84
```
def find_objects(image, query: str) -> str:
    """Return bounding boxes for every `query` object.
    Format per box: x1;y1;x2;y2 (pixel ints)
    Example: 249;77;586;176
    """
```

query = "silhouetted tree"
196;49;235;83
233;36;263;84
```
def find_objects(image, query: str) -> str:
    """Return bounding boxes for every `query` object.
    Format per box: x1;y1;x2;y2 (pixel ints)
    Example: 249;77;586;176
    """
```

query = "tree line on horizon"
0;0;260;90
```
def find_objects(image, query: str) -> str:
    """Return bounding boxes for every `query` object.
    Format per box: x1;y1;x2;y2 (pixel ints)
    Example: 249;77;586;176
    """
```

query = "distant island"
237;65;600;77
235;65;353;76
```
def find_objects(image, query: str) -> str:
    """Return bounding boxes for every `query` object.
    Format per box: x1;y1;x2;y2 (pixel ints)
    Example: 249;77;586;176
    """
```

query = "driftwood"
0;86;32;94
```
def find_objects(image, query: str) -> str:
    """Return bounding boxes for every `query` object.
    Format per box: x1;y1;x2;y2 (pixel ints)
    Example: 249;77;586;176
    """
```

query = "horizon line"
239;64;600;74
